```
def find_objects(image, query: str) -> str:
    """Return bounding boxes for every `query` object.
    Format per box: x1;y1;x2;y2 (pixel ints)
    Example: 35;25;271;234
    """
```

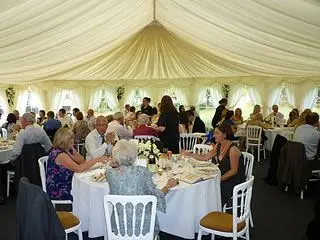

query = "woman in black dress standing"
211;98;228;129
182;123;245;206
154;95;180;154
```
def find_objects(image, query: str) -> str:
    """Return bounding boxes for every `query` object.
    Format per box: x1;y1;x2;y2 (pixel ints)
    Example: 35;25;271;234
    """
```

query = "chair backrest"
232;176;254;236
179;134;198;151
193;144;212;155
38;156;49;192
246;126;262;144
241;152;254;180
104;195;157;240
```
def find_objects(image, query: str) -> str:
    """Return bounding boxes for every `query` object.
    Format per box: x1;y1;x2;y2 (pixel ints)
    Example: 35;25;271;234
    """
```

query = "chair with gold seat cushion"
200;212;246;232
56;211;83;240
197;176;254;240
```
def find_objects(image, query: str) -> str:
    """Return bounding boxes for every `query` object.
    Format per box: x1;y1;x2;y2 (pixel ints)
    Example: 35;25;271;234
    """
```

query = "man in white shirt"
85;116;115;160
58;108;73;128
267;105;284;126
294;112;320;170
86;109;96;132
107;112;133;140
123;104;130;117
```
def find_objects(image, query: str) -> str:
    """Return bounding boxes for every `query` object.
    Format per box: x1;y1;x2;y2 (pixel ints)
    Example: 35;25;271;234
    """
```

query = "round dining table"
71;164;221;239
0;147;13;164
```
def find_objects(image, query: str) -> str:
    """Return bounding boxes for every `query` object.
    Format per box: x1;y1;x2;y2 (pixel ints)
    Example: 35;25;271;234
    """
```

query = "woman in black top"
182;123;245;206
211;98;228;128
153;95;180;153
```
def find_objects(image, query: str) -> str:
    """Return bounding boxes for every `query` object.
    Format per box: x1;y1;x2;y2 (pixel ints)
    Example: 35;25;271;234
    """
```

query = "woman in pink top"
133;114;157;137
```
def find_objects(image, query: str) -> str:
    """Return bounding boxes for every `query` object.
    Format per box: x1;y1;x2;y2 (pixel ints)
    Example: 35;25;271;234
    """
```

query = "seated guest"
125;112;137;130
85;109;96;131
141;97;153;116
133;114;157;137
289;108;312;128
37;110;47;126
107;112;133;140
129;106;136;114
13;109;21;126
9;113;52;163
30;112;41;128
2;113;17;139
186;110;205;133
85;116;115;160
46;127;106;200
58;108;73;128
151;107;159;124
179;105;185;113
182;123;245;205
267;105;284;126
247;113;272;130
190;106;199;118
43;111;62;141
250;104;263;121
107;139;178;236
232;108;244;125
293;108;299;117
135;111;142;119
72;108;80;122
106;114;113;123
287;110;298;125
123;104;130;116
179;112;189;134
294;112;320;170
72;111;90;143
223;110;237;133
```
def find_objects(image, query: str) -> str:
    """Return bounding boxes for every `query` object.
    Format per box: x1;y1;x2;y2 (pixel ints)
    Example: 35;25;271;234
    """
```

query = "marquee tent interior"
0;0;320;125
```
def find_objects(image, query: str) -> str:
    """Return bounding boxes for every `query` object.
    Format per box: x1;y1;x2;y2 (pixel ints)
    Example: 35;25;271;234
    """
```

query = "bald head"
96;115;107;135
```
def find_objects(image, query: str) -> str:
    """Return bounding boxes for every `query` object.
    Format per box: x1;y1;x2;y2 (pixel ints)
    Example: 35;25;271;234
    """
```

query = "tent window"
97;89;113;114
61;92;73;112
278;87;291;119
199;89;214;110
166;89;182;109
132;89;145;108
233;88;253;120
25;90;39;114
312;87;320;112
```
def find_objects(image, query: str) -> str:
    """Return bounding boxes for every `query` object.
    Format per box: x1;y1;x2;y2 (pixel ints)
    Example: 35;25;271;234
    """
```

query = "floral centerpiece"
116;86;124;101
137;139;160;158
263;116;272;125
5;86;16;108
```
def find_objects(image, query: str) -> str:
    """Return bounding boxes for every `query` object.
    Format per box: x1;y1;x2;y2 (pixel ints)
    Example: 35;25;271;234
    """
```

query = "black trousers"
0;162;15;198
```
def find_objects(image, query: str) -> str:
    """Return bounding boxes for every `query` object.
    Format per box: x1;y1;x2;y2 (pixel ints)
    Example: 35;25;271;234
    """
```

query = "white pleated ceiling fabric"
0;0;319;83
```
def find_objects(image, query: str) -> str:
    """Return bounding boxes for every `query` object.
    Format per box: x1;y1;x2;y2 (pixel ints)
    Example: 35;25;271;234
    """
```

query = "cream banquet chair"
193;144;213;155
38;156;72;206
6;170;15;197
57;211;83;240
180;134;198;151
246;126;265;162
104;195;158;240
198;176;254;240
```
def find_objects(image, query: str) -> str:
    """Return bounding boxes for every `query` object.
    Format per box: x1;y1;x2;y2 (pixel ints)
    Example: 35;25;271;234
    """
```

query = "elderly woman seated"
133;114;157;137
46;127;106;200
106;139;178;237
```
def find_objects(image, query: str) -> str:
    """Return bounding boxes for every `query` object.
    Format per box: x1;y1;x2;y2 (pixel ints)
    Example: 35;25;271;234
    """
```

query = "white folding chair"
179;133;198;151
38;156;72;206
223;152;255;227
246;126;265;162
6;170;15;197
193;144;212;155
74;143;86;157
198;176;254;240
103;195;158;240
134;135;159;142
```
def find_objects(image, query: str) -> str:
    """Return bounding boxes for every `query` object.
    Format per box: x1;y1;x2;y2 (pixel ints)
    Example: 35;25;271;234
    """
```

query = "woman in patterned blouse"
46;127;106;200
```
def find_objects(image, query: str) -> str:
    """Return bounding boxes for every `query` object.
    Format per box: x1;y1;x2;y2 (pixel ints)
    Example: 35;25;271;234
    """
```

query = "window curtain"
267;86;282;112
284;84;295;109
302;88;318;110
50;88;63;113
196;83;222;108
89;88;103;110
163;87;188;106
228;84;243;109
0;90;9;117
16;89;29;114
104;85;118;110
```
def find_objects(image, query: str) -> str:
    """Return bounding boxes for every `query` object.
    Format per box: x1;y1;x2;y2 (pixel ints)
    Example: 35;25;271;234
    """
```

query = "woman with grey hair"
133;114;157;137
106;139;178;237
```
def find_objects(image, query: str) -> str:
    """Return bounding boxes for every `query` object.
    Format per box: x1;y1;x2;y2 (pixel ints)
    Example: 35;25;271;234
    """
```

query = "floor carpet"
0;156;317;240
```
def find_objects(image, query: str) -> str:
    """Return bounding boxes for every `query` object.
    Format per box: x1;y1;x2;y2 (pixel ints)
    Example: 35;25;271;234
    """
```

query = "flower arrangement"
137;139;160;158
116;86;124;101
222;84;230;99
5;86;16;108
263;116;272;125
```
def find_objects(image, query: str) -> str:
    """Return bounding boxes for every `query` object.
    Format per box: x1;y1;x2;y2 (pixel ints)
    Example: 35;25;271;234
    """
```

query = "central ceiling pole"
153;0;156;21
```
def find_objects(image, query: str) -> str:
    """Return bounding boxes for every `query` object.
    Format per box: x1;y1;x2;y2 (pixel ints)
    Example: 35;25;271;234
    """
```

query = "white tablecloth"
0;148;13;164
71;170;221;239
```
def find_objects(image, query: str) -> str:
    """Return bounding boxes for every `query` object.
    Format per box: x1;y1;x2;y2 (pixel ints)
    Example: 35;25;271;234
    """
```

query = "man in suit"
186;110;206;133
